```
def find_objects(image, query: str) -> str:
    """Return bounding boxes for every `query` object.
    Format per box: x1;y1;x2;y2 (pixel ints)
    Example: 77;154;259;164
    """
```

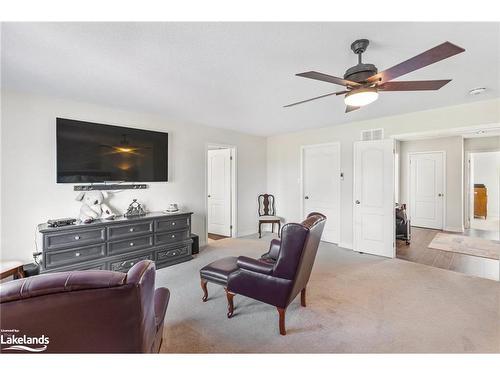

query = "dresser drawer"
108;252;153;273
155;216;189;232
108;235;154;256
42;261;106;273
156;244;190;263
44;228;106;251
44;244;106;269
107;221;153;240
155;229;190;245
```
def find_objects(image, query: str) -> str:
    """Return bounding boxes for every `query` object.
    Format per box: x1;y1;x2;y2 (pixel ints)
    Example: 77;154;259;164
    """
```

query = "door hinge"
230;225;233;229
230;156;233;161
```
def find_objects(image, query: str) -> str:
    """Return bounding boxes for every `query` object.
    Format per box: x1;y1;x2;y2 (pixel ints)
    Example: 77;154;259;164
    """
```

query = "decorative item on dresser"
37;211;193;274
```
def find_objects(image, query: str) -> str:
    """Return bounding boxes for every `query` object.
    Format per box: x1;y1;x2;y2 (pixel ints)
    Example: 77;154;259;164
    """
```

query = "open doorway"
466;151;500;239
206;144;237;244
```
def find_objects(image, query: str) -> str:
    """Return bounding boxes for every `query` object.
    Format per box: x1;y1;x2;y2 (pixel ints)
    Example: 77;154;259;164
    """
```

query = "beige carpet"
429;232;500;260
156;234;500;353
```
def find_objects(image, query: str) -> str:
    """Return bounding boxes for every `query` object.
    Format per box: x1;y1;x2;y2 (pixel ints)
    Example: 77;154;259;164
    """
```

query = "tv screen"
56;118;168;183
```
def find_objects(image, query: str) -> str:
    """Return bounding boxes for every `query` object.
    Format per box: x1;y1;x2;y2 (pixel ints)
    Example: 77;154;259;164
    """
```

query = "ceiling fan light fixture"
344;87;379;107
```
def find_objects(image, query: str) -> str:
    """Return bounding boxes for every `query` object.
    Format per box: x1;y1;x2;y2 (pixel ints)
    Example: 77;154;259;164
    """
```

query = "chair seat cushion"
200;257;239;286
259;215;280;221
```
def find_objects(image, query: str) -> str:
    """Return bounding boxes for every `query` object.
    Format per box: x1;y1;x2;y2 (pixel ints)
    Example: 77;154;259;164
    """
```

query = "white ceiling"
2;22;499;136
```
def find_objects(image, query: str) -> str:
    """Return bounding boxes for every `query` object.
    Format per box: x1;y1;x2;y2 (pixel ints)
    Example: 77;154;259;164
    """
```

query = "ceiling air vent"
361;128;384;141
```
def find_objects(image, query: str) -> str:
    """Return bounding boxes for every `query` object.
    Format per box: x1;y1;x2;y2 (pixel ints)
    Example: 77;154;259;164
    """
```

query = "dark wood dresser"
474;185;487;219
38;211;193;274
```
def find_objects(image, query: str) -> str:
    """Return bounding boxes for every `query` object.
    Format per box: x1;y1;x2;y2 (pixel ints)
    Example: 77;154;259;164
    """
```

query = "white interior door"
207;149;231;236
409;152;444;230
302;143;340;243
354;139;395;258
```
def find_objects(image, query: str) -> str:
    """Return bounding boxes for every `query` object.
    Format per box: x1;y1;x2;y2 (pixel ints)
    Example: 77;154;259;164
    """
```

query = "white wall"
472;152;500;218
399;136;464;232
267;99;500;249
1;91;267;262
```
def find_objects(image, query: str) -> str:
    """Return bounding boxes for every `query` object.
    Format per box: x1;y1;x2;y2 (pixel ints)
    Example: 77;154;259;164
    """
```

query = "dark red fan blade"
345;105;360;113
296;71;360;87
284;90;349;108
367;42;465;84
378;79;452;91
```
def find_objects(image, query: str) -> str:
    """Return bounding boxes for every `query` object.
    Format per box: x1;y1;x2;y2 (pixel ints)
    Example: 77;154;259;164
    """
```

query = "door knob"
355;200;361;204
438;193;444;197
304;196;309;200
208;195;211;198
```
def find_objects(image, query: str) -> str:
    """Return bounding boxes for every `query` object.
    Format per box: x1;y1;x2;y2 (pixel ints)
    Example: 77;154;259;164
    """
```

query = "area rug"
428;232;500;260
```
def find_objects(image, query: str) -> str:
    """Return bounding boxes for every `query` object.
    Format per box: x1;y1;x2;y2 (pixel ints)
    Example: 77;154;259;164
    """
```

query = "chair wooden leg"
272;222;274;234
300;287;306;307
225;288;235;318
17;267;25;279
278;222;281;238
259;222;262;238
277;307;286;335
200;279;208;302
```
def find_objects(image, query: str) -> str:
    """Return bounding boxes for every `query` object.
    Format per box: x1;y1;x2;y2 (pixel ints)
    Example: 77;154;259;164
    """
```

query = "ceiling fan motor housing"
344;63;378;84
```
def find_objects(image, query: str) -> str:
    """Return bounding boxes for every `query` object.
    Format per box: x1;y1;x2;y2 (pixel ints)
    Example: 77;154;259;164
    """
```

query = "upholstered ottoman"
200;257;239;317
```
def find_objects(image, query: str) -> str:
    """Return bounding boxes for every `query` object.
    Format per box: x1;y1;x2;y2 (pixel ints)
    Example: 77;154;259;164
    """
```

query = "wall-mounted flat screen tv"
56;118;168;183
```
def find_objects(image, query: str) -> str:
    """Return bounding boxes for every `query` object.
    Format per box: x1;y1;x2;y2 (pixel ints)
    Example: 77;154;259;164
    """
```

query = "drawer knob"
130;242;134;246
129;228;135;232
74;235;80;240
130;262;135;266
172;252;177;256
75;252;81;257
172;222;176;226
171;235;175;238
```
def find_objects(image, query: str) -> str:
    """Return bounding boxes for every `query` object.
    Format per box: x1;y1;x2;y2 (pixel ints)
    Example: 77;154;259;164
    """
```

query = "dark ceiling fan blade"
367;42;465;84
283;90;348;107
378;79;452;91
345;105;360;113
296;71;360;87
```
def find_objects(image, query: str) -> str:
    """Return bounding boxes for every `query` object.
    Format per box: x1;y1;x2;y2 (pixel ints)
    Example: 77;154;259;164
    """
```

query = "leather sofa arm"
237;256;274;275
154;287;170;327
0;269;126;303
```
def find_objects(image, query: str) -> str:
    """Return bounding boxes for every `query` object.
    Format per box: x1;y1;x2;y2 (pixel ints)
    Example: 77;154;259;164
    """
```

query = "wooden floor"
208;233;229;241
396;227;500;280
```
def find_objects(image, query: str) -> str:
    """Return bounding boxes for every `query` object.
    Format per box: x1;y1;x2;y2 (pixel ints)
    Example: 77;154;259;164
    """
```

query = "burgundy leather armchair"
227;212;326;335
0;260;169;353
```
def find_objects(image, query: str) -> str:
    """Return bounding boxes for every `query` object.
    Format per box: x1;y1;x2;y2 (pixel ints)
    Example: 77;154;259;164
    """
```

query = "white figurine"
75;190;116;223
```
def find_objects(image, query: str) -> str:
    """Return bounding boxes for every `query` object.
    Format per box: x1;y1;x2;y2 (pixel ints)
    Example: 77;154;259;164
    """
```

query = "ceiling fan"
285;39;465;113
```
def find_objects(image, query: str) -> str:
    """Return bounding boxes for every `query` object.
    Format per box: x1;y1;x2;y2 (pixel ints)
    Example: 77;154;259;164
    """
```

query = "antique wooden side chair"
258;194;281;238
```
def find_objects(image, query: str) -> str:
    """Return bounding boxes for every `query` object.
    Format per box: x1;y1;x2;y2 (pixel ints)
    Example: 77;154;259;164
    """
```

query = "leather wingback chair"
0;260;169;353
227;212;326;335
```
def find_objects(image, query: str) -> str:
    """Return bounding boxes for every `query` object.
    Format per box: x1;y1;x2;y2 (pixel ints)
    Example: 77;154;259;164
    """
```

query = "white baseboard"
236;228;258;238
444;226;464;233
338;241;353;250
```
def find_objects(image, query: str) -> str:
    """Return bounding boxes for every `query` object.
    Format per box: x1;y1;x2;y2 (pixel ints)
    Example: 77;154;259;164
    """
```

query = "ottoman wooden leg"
225;288;235;318
201;279;208;302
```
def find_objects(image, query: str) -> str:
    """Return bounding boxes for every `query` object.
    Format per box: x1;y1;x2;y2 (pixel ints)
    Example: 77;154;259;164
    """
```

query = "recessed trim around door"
408;151;446;230
300;142;341;244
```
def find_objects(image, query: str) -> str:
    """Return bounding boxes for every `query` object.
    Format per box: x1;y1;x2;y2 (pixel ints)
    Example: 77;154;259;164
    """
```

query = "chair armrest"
261;239;281;260
154;287;170;327
237;256;274;275
268;239;281;259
